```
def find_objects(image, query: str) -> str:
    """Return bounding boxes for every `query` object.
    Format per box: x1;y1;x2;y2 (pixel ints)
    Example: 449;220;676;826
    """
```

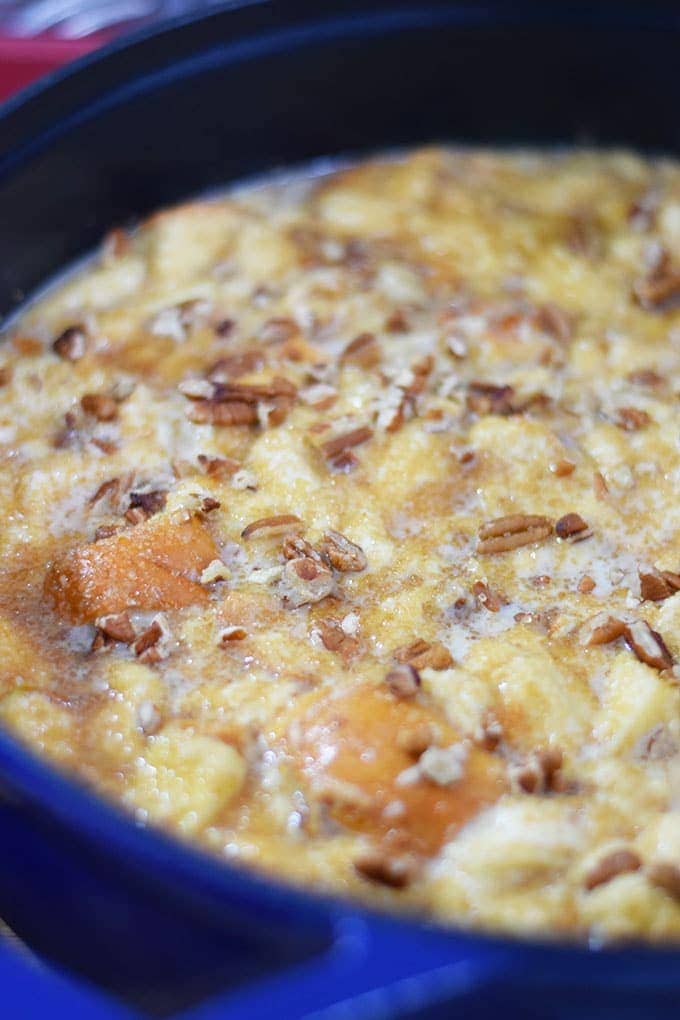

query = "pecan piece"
580;612;627;647
280;557;335;608
471;580;506;612
321;426;373;460
477;514;553;554
466;382;516;416
318;619;360;661
197;454;241;479
535;303;572;342
208;350;263;380
241;514;303;540
555;512;591;541
187;400;258;426
126;490;167;520
394;639;453;671
340;332;380;368
354;848;416;889
81;393;118;422
95;611;136;645
509;748;564;794
319;530;367;572
53;324;88;361
639;567;675;602
624;620;674;671
584;849;641;891
133;615;171;663
647;862;680;903
633;247;680;311
385;663;421;699
615;406;651;431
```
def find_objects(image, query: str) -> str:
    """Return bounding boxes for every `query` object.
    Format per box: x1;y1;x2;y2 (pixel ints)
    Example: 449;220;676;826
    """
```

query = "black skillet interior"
0;1;679;1017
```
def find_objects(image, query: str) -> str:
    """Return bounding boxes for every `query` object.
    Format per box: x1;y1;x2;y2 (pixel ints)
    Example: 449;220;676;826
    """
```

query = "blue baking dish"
1;2;680;1016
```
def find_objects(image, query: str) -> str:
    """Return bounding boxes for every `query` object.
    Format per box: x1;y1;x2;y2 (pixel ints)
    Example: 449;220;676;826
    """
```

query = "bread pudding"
1;148;680;941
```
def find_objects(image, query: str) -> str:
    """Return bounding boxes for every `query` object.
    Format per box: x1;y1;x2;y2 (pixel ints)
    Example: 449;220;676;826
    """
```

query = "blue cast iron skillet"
0;3;679;1016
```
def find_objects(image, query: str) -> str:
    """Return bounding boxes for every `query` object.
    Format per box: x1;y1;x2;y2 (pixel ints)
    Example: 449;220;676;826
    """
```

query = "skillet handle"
177;913;513;1020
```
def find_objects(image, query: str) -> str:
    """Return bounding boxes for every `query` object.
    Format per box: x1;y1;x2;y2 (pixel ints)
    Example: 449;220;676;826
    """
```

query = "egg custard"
2;149;680;941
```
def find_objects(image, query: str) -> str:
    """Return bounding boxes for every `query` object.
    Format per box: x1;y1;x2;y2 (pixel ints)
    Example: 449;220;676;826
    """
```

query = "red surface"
0;36;105;102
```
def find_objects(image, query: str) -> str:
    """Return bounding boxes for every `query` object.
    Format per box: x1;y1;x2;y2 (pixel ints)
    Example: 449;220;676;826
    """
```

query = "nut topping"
279;557;335;608
478;514;553;554
354;848;416;889
318;530;367;572
321;426;373;460
639;567;676;602
647;862;680;902
53;324;88;361
466;382;516;416
241;514;303;539
385;663;421;699
580;612;627;647
555;512;591;541
94;611;136;645
81;393;118;422
393;639;453;671
615;406;651;431
471;580;506;612
509;748;564;794
584;849;642;891
624;620;674;671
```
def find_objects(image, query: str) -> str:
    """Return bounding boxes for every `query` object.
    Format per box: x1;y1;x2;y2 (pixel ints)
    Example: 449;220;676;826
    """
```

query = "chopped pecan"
584;849;641;890
550;459;576;477
198;454;241;479
384;309;410;333
474;711;503;751
132;615;171;663
354;848;416;889
633;247;680;311
615;406;651;431
53;324;88;361
593;471;609;500
81;393;118;422
0;365;12;387
535;303;572;342
318;619;360;660
555;512;591;541
282;535;319;561
471;580;506;612
466;381;516;416
213;318;235;338
624;620;674;671
394;639;453;671
639;567;676;602
188;400;258;426
385;663;421;699
580;612;626;647
321;426;373;460
578;575;596;594
647;862;680;902
329;450;360;473
280;557;335;608
241;514;303;540
126;490;167;520
208;350;263;380
95;611;136;645
340;332;380;367
478;514;553;554
259;317;298;345
510;748;564;794
218;625;247;645
565;210;602;258
318;530;367;572
627;368;663;387
148;299;211;340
